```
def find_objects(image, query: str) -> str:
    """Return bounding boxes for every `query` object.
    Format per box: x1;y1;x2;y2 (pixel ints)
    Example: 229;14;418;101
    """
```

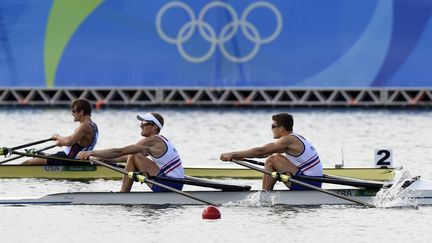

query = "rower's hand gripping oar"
230;159;375;208
89;157;221;206
0;138;54;157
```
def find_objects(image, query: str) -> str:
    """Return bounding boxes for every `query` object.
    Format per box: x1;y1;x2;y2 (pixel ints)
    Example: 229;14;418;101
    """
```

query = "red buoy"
202;206;221;220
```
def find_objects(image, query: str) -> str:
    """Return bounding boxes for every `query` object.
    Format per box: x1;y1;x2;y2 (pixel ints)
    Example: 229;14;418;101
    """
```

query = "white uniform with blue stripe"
149;135;184;178
283;133;323;177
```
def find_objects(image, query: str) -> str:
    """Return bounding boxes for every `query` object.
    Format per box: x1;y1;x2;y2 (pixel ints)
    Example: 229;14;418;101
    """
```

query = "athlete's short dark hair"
272;113;293;131
71;99;92;116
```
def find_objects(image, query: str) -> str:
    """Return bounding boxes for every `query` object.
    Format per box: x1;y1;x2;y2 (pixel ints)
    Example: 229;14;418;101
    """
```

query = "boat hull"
1;179;431;206
0;165;394;181
0;190;375;205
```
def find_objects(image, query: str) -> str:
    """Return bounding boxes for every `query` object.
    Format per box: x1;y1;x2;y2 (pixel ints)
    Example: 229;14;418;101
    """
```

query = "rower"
22;99;98;165
77;112;185;192
220;113;323;191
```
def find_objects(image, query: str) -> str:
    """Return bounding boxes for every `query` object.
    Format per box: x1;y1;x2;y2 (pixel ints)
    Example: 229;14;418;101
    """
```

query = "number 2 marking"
376;150;391;166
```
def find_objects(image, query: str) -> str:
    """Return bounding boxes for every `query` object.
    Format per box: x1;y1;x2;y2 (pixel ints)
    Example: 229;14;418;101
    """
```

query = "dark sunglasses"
141;122;154;127
271;124;280;129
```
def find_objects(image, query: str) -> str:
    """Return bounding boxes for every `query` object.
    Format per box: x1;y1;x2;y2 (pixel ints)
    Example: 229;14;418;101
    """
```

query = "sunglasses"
141;122;154;127
271;124;280;129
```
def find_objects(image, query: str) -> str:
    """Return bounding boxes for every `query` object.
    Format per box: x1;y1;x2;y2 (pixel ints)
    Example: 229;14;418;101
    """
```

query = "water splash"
373;168;419;208
225;191;279;207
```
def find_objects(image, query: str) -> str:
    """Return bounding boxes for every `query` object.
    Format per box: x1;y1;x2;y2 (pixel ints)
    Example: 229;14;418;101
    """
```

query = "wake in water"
372;167;419;208
225;191;279;207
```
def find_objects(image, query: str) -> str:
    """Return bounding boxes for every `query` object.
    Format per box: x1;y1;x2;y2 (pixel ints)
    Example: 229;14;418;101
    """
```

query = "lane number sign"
374;149;393;168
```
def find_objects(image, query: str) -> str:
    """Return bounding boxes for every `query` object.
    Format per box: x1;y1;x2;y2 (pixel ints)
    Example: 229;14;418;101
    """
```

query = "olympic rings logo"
156;1;283;63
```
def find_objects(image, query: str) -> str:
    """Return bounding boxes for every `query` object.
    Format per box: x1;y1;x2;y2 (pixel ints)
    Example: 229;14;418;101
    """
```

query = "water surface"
0;108;431;242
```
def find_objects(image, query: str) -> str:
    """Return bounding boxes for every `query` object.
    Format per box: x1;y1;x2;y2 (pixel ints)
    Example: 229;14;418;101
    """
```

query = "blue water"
1;108;432;242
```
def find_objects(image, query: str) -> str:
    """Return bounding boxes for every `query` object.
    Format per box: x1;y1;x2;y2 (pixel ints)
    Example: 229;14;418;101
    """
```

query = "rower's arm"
221;139;289;161
77;138;155;160
239;142;285;157
86;144;148;159
53;124;90;146
106;155;128;162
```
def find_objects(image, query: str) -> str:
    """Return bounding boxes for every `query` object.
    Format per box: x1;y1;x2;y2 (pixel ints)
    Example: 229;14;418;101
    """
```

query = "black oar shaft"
11;151;91;163
0;145;56;164
288;177;375;207
11;138;53;151
295;175;384;189
231;159;375;207
89;158;220;206
1;138;54;156
243;159;265;166
242;158;385;189
10;151;125;168
148;175;251;191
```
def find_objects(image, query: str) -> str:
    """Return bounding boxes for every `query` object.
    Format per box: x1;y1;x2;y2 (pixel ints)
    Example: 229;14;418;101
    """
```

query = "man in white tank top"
220;113;323;191
77;112;185;192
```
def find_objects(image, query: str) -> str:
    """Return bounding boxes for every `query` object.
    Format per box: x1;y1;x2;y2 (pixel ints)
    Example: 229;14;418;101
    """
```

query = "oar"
241;158;385;189
295;174;384;189
147;175;251;191
0;145;56;165
9;151;128;168
243;159;264;166
0;138;54;156
10;151;92;164
89;157;220;206
230;159;375;207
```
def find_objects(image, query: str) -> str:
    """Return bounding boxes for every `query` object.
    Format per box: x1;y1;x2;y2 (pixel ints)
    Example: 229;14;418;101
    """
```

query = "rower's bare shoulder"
77;122;93;132
136;136;159;146
279;134;296;143
136;137;149;145
71;123;90;137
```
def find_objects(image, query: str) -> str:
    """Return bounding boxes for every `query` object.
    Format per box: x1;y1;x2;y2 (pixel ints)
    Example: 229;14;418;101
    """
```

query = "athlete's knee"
125;154;138;169
265;155;279;167
128;153;144;162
